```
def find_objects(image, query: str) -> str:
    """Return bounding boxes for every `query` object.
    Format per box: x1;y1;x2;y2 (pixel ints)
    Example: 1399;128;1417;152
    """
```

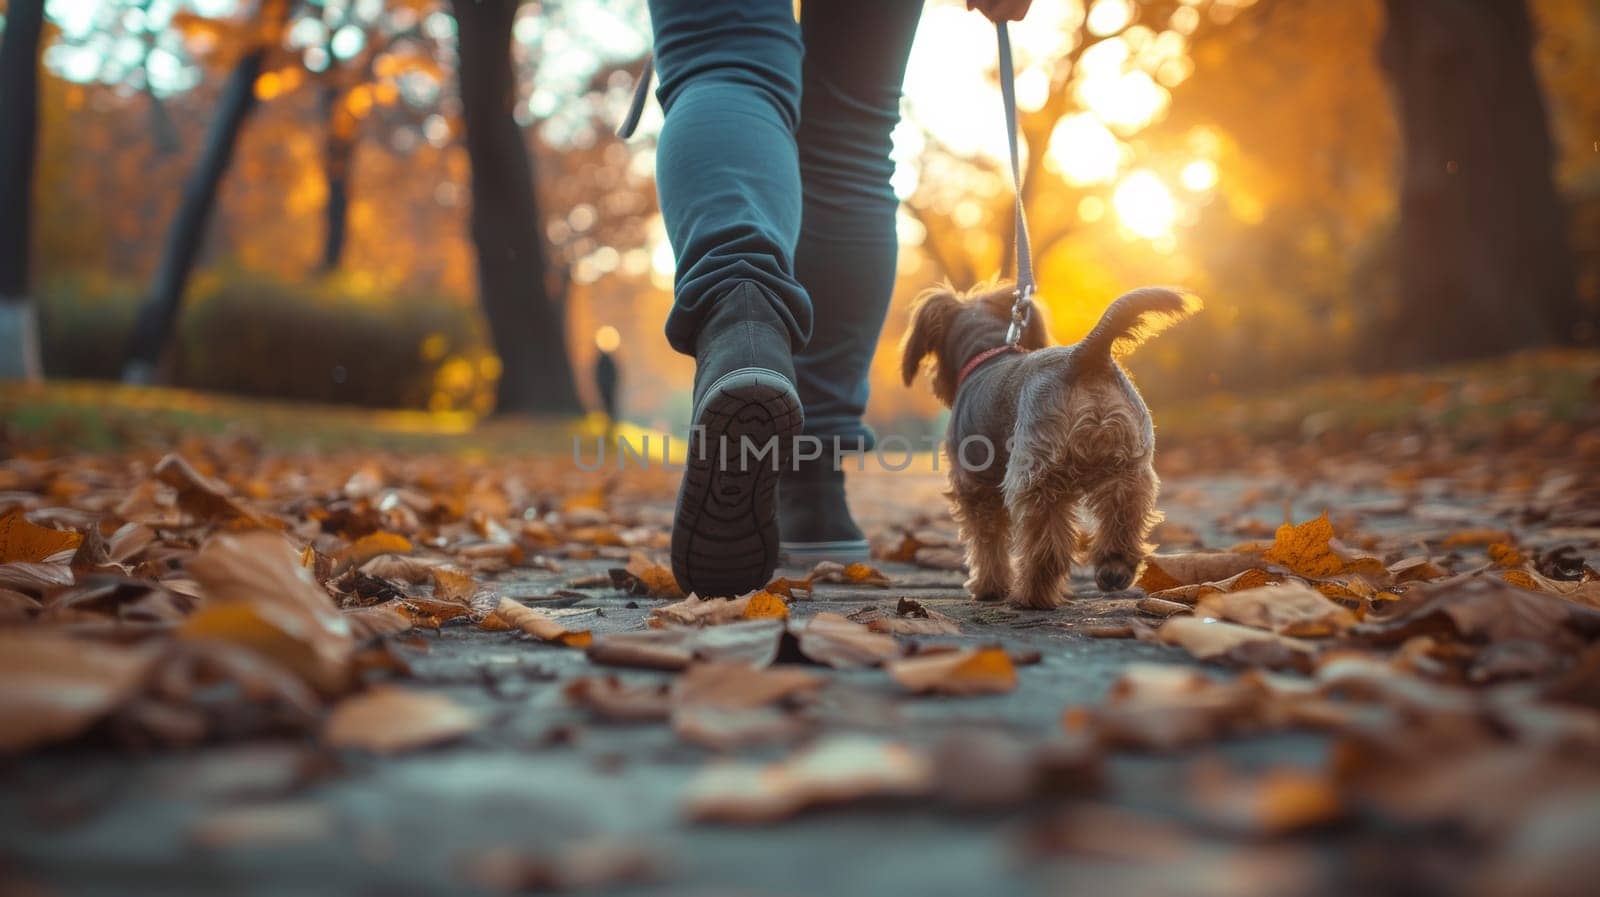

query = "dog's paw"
1095;559;1136;593
964;575;1009;603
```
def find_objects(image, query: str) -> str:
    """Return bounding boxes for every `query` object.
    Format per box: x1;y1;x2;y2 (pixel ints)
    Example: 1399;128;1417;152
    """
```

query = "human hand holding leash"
967;0;1034;23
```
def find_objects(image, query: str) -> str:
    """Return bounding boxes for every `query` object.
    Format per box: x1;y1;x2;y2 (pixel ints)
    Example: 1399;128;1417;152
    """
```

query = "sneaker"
670;283;803;596
778;455;870;564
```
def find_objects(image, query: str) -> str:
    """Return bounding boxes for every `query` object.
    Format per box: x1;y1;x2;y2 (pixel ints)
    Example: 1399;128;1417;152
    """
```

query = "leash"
995;22;1035;348
616;54;653;139
615;23;1036;348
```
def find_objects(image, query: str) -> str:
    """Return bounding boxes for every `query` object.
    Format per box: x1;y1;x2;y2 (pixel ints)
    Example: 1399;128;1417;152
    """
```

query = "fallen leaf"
1155;616;1317;667
586;620;787;671
487;596;592;648
742;590;789;620
673;662;823;710
1265;513;1382;579
564;675;671;721
0;507;82;563
1147;568;1278;605
683;736;933;823
344;603;413;640
1187;762;1345;835
463;838;668;894
609;553;684;599
886;646;1017;695
1136;552;1261;592
792;612;902;669
854;597;963;635
152;454;272;527
1354;576;1600;648
324;685;479;753
0;632;157;753
429;565;477;603
648;594;758;627
334;531;413;573
182;531;355;694
359;554;446;582
807;561;892;588
1193;582;1357;637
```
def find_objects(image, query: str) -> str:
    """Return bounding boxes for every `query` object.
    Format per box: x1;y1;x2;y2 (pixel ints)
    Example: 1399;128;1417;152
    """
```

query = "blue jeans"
650;0;924;450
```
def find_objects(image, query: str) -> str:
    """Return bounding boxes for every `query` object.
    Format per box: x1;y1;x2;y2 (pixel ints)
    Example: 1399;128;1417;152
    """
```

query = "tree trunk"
1379;0;1584;362
452;0;582;416
122;0;294;382
0;0;45;380
319;83;353;274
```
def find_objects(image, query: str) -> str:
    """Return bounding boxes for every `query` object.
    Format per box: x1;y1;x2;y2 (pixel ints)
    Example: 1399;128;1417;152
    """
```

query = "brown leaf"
1193;582;1357;637
1155;616;1317;666
324;685;479;753
1136;551;1261;592
1187;762;1345;835
182;532;355;694
152;453;272;527
1147;568;1277;605
856;597;963;635
359;553;446;582
683;736;933;823
609;553;684;599
1354;576;1600;648
334;531;413;573
564;675;672;721
586;620;786;671
0;506;83;563
648;594;756;627
429;565;477;603
792;612;901;669
886;646;1017;695
0;562;74;592
344;603;414;640
487;596;592;648
673;662;823;710
0;632;157;753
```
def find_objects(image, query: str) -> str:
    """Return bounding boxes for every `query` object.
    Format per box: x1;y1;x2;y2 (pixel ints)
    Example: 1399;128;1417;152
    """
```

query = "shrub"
35;269;497;413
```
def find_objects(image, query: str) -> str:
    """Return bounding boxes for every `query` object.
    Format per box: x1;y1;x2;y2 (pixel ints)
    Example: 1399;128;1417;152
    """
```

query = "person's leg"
650;0;809;354
779;0;924;561
648;0;809;596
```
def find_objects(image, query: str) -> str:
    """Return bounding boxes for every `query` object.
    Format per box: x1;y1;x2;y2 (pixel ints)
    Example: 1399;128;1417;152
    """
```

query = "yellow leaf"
0;507;81;563
1265;513;1343;578
743;590;789;620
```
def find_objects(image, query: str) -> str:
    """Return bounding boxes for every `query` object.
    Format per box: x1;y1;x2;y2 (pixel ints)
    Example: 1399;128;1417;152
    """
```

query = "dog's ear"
900;286;961;402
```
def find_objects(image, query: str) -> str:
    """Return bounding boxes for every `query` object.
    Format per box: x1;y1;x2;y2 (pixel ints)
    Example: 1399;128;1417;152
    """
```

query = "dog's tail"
1078;287;1202;364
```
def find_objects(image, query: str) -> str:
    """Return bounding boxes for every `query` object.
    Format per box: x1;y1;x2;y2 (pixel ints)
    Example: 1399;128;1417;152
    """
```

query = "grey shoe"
670;283;803;597
778;455;870;564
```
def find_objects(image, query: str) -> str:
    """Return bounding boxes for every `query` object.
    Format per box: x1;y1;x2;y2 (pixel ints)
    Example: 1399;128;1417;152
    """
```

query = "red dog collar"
956;344;1020;389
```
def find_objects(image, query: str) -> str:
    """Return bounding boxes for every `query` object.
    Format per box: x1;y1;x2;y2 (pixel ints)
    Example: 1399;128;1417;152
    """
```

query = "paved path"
0;464;1546;897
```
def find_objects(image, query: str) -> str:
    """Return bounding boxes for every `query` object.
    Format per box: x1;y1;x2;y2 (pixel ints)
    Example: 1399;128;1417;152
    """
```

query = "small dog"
901;283;1200;609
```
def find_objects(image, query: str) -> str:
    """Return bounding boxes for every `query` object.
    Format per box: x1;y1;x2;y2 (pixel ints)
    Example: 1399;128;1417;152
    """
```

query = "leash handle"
996;22;1035;347
616;53;654;139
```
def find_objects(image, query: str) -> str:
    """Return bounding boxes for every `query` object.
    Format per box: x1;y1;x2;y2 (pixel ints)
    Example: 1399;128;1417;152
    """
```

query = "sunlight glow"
1045;113;1123;186
1181;159;1219;191
1086;0;1134;37
1112;170;1179;239
594;325;621;352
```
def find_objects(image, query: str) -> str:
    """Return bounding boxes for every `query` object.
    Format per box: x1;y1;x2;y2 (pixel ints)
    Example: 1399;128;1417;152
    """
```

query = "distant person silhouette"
593;325;622;442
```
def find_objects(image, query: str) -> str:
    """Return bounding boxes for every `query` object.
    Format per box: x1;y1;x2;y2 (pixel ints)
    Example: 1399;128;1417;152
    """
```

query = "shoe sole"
672;367;803;596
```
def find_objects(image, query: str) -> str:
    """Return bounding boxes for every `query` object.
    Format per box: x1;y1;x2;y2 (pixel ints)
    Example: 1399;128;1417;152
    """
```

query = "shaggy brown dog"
901;283;1200;609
